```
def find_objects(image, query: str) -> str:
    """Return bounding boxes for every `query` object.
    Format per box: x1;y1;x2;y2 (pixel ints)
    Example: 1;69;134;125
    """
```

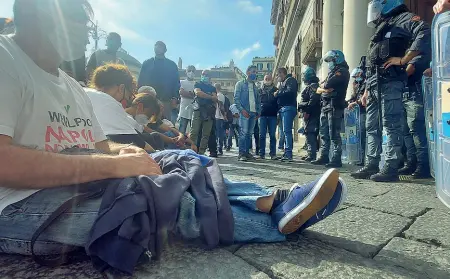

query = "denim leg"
267;117;278;156
216;119;225;152
225;179;285;243
278;116;285;150
239;115;250;155
259;117;268;156
281;106;296;158
178;117;190;135
0;187;102;255
365;96;382;166
254;120;260;153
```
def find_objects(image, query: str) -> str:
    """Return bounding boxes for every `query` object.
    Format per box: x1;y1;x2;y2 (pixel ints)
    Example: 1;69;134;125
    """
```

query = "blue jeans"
0;160;284;255
278;118;285;150
178;179;285;243
239;113;257;155
216;119;226;152
178;117;191;135
259;116;277;157
227;124;239;148
280;106;297;158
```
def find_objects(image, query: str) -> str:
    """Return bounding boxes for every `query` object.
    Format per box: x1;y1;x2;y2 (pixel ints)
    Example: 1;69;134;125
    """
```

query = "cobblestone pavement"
1;148;449;278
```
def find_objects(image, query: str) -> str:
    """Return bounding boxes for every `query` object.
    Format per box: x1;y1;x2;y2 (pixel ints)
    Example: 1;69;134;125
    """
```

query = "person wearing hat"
138;41;181;124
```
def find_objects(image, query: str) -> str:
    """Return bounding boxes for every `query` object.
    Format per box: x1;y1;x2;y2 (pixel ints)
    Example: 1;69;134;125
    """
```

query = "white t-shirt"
85;88;141;135
179;79;195;120
248;82;256;113
0;35;106;214
215;92;226;120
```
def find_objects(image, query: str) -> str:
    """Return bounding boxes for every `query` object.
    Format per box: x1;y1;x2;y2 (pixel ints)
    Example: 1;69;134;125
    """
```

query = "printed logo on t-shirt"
45;110;96;152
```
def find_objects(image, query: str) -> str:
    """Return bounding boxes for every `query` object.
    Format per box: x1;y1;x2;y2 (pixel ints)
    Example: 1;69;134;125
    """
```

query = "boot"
411;164;432;179
311;156;329;165
370;165;400;182
301;154;316;162
398;159;417;175
350;165;379;179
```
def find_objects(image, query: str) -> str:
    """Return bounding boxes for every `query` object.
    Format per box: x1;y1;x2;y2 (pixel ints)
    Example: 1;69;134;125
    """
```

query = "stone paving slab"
235;237;420;279
302;207;412;257
375;237;450;278
404;209;450;248
134;243;270;279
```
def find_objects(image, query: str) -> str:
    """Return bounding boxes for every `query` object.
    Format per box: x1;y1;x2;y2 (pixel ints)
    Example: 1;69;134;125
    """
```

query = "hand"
176;134;185;146
361;90;369;107
434;0;450;14
119;145;147;155
115;151;162;177
383;57;403;69
423;68;432;77
241;110;250;119
347;102;357;110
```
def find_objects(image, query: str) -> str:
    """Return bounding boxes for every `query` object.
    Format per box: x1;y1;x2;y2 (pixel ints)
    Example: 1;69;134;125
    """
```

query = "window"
257;63;263;71
226;82;231;87
267;63;273;71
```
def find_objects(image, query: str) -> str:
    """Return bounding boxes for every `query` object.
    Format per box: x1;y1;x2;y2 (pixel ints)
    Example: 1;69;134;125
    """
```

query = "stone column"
343;0;374;98
321;0;344;79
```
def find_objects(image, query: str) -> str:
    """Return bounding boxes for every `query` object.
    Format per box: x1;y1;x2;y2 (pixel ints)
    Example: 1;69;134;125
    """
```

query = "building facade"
252;56;275;81
271;0;435;97
178;59;246;103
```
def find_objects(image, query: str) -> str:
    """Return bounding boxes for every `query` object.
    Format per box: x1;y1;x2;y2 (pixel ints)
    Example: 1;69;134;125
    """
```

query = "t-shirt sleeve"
86;99;107;143
0;69;22;138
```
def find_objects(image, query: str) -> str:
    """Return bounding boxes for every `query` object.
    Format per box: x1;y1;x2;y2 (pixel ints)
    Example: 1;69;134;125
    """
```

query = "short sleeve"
0;69;22;138
87;103;107;143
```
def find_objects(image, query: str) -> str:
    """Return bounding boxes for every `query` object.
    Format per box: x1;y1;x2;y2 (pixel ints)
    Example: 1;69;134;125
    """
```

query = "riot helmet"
367;0;404;28
351;68;364;82
323;50;345;71
302;66;317;84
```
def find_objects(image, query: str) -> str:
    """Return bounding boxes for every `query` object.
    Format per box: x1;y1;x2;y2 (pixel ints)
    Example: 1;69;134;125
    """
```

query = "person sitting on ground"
138;85;157;98
85;64;166;152
0;0;347;271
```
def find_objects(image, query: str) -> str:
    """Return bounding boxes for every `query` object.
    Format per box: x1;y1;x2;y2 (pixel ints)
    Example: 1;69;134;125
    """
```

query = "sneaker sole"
333;178;348;213
278;168;339;234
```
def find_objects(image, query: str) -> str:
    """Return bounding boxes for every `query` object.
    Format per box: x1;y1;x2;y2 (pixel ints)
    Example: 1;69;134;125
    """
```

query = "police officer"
398;53;432;178
298;66;321;162
351;0;430;182
348;66;367;166
312;50;350;168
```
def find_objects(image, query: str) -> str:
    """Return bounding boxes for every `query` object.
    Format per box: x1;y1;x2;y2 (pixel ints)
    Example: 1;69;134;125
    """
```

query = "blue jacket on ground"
234;79;261;115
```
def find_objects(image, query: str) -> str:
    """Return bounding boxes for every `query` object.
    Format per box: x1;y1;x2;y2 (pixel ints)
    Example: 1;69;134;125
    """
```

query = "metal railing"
300;0;323;63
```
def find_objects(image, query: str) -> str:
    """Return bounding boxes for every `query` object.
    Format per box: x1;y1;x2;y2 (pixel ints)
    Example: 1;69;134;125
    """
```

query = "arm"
180;87;195;98
276;78;297;97
173;65;181;99
95;140;135;154
194;88;217;101
255;88;262;115
137;60;150;88
234;82;244;112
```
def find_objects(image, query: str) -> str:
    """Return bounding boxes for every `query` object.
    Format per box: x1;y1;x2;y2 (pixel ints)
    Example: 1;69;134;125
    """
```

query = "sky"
0;0;275;71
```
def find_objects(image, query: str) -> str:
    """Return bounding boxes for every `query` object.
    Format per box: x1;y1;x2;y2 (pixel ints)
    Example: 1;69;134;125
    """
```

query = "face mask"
355;77;363;82
135;114;149;125
48;21;89;61
248;73;257;81
201;76;210;83
187;72;195;79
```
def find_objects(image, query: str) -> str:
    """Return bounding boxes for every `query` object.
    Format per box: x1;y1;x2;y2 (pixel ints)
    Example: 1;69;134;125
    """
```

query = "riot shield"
344;105;362;165
432;11;450;208
422;76;435;178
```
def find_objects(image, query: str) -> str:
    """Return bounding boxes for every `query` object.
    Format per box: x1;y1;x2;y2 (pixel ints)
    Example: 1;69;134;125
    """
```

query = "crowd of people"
0;0;448;275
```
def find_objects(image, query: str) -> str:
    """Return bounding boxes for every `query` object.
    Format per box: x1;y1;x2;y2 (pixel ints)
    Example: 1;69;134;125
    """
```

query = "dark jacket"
138;57;181;102
323;62;350;109
86;150;234;275
349;80;367;113
260;84;278;117
298;79;321;118
194;81;217;120
277;74;298;108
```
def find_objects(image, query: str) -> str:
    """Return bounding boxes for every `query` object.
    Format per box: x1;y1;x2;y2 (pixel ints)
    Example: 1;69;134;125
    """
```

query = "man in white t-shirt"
214;83;227;155
178;65;196;134
0;0;161;256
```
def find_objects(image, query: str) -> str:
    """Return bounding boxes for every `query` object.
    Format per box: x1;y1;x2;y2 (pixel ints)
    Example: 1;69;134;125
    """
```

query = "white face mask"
186;72;195;79
47;21;89;61
135;114;150;125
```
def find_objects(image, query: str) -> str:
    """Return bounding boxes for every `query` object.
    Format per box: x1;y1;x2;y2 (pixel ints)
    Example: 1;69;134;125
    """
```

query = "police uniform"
352;5;430;181
298;79;321;161
399;53;431;177
313;63;350;166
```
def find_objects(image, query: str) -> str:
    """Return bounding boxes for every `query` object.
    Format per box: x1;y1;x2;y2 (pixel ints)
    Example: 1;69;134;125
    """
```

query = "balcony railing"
300;0;323;63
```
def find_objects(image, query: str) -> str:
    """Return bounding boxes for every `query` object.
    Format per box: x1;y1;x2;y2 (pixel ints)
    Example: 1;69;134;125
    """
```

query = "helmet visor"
367;0;383;28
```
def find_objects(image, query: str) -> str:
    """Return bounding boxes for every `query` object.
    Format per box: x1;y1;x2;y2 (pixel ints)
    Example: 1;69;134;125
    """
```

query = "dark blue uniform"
355;6;430;181
400;53;431;176
298;79;321;160
316;63;350;164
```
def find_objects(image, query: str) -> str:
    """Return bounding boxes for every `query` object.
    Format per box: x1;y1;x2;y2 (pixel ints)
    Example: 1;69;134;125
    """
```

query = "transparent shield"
422;76;435;178
344;106;362;165
433;11;450;209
